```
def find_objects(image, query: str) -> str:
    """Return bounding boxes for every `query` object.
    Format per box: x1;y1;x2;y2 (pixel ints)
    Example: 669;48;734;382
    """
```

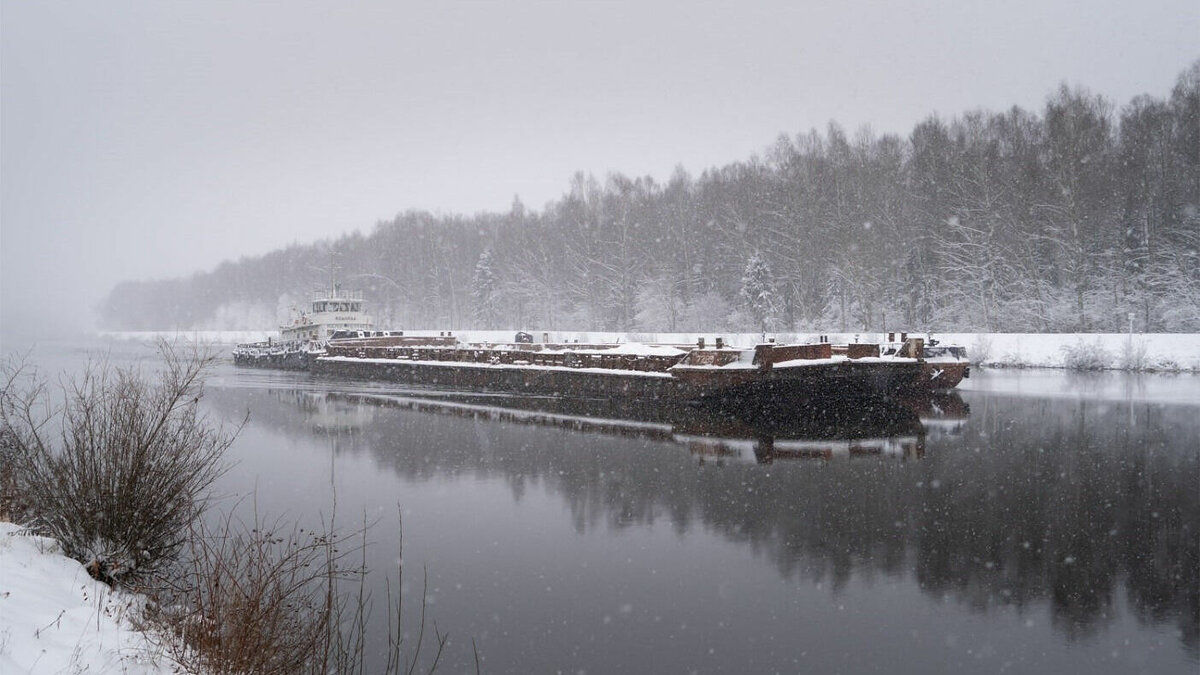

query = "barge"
229;270;967;409
308;333;968;410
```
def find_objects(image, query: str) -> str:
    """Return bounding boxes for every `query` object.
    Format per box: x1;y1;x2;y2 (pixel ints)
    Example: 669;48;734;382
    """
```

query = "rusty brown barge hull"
308;338;959;411
313;356;684;401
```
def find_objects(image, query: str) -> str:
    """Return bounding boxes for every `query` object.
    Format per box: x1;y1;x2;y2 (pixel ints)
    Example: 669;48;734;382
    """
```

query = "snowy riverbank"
0;521;179;674
98;330;1200;372
934;332;1200;371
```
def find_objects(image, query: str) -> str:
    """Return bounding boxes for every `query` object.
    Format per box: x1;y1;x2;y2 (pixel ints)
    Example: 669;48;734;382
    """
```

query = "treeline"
101;61;1199;333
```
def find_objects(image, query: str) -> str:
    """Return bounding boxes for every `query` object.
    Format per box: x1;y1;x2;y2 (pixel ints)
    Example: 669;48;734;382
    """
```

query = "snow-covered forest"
101;62;1199;334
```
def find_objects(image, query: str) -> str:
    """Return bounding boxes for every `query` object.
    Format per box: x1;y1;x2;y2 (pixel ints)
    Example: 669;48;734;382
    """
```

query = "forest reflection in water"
205;372;1198;673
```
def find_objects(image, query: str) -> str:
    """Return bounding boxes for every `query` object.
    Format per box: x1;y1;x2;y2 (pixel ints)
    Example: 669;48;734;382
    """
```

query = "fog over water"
2;1;1198;338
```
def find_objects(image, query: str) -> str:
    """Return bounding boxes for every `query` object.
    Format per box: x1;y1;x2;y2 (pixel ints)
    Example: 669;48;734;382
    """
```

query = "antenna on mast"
328;251;341;297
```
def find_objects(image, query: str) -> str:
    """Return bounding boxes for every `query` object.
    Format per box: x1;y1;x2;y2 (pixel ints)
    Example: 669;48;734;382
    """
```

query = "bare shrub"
1060;339;1113;371
154;512;349;674
1119;338;1149;371
0;341;237;584
969;334;992;366
0;424;24;521
154;510;452;675
1149;356;1183;372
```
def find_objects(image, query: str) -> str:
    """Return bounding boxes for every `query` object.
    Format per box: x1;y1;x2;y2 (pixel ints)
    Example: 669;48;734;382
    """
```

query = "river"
9;338;1199;674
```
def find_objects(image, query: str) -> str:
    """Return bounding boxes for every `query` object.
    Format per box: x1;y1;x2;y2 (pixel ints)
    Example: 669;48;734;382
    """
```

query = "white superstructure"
279;287;374;347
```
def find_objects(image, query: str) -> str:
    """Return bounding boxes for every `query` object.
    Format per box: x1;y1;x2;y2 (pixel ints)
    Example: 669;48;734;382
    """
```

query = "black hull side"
693;360;927;413
310;357;927;416
233;351;313;371
312;358;683;402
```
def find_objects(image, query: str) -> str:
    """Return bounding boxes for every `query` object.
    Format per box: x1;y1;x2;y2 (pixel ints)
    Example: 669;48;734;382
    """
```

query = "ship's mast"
326;252;341;298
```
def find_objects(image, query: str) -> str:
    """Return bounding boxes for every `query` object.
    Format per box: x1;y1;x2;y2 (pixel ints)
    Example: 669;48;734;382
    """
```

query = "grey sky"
2;1;1197;334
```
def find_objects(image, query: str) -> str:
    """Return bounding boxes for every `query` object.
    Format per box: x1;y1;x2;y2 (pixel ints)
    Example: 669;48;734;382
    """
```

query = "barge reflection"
277;389;966;464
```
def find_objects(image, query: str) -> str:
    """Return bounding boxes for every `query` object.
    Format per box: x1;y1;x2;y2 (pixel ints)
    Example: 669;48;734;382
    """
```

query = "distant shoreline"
92;330;1200;373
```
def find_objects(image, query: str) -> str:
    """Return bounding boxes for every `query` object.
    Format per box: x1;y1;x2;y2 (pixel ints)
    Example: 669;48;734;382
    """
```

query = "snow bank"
936;332;1200;371
0;522;178;674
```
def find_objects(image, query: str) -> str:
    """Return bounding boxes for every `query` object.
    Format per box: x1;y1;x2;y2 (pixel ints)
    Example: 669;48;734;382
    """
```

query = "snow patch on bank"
0;521;179;674
936;332;1200;371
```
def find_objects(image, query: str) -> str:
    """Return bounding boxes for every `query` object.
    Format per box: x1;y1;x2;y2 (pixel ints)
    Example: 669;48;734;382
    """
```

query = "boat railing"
311;288;364;302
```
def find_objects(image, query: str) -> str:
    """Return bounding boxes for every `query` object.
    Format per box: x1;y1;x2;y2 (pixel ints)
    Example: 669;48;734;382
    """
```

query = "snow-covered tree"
681;290;735;332
471;248;500;326
633;274;684;331
739;252;780;333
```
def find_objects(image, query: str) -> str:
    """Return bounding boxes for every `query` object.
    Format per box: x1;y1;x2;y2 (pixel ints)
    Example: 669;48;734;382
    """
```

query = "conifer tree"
471;248;499;326
740;252;779;333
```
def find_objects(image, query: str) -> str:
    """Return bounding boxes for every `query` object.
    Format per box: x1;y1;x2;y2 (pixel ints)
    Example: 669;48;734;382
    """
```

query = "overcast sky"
2;1;1197;335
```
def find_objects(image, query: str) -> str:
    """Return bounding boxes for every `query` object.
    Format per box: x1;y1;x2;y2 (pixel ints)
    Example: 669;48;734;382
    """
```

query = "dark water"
11;340;1200;674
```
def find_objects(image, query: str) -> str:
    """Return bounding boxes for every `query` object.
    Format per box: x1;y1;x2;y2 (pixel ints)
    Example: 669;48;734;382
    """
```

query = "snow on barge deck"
305;333;968;410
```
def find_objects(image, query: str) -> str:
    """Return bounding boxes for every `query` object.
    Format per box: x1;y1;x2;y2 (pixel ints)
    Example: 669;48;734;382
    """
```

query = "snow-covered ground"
0;522;179;674
100;330;1200;372
935;332;1200;371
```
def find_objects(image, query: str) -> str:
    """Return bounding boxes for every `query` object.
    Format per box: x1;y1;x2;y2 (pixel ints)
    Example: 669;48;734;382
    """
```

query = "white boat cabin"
280;288;374;346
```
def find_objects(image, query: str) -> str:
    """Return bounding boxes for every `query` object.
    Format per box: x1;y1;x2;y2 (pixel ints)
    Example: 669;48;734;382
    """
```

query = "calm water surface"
16;340;1200;674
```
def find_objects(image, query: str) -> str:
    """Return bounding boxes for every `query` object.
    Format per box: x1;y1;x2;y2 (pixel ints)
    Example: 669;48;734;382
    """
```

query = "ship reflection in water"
268;388;380;436
266;386;968;465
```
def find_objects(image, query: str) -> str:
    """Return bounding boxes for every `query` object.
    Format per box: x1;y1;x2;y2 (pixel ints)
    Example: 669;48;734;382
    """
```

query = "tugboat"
233;279;375;370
